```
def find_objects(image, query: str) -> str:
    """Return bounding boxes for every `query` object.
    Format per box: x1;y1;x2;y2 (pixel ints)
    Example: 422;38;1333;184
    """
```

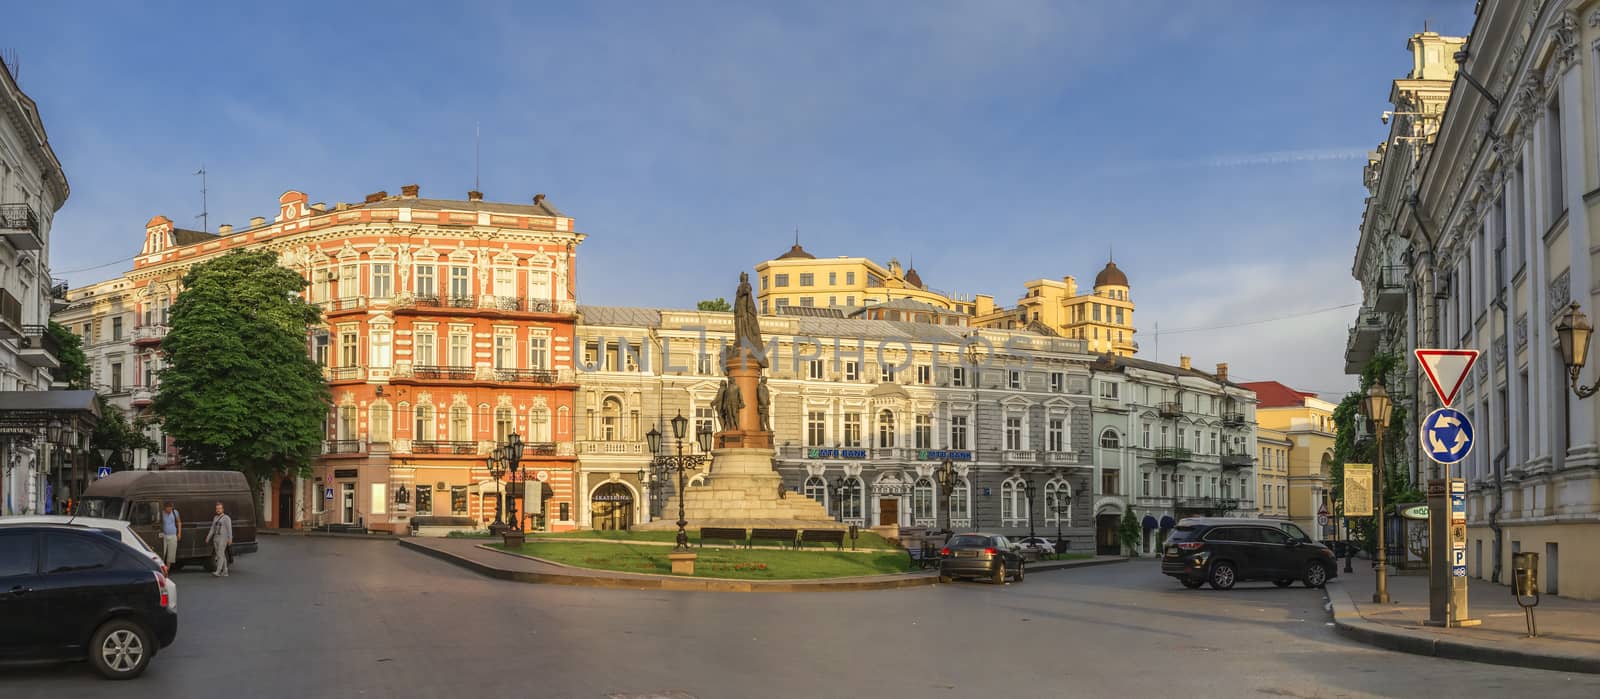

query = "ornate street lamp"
1363;381;1393;605
1557;302;1599;398
935;458;955;537
486;454;506;532
831;476;846;520
647;413;713;550
504;432;525;538
1054;497;1068;554
1024;479;1038;539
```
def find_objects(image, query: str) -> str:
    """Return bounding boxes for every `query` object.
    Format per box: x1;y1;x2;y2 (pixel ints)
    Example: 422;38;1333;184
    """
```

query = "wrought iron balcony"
18;324;60;368
322;439;366;455
522;441;559;457
1220;452;1254;469
492;367;560;384
325;366;365;381
0;203;42;250
1221;412;1247;428
1152;447;1192;466
1373;265;1407;312
1157;402;1182;418
411;440;479;455
409;365;476;381
1176;496;1241;513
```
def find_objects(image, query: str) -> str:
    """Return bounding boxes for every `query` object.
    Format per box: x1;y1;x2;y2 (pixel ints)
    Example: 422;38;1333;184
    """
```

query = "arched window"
877;410;896;448
804;477;827;507
530;408;550;442
370;402;392;444
495;407;514;443
913;478;934;520
414;404;433;441
1044;480;1071;524
602;398;623;441
450;405;471;442
841;477;864;520
1001;477;1028;526
1099;429;1121;449
950;477;970;521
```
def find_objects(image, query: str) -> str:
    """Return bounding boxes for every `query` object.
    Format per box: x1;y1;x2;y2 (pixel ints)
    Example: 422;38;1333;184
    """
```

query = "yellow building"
1256;427;1291;520
754;243;971;315
971;260;1136;355
1241;381;1336;538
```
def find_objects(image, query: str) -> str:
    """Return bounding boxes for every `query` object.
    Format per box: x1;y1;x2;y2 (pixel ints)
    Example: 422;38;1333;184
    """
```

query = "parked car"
0;515;170;576
938;533;1026;584
1014;536;1057;560
78;470;257;572
1161;517;1338;590
0;524;179;679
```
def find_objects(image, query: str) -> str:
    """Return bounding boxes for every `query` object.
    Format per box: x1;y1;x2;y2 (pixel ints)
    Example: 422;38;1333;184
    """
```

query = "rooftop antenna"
474;121;481;193
1109;244;1114;263
793;227;799;247
1153;320;1159;362
194;166;208;233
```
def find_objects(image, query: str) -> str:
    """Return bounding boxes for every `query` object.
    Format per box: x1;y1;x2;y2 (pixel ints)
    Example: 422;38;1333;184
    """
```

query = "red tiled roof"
1237;381;1315;408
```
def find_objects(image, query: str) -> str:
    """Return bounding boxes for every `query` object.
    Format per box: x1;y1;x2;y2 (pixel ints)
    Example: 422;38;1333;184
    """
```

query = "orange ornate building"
67;185;585;533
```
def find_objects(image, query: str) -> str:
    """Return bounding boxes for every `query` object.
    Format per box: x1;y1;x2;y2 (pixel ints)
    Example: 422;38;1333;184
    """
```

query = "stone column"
1561;64;1597;466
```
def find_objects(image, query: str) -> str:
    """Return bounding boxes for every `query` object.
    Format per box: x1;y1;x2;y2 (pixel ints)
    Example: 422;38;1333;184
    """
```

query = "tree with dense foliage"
153;251;329;495
48;320;90;389
1330;353;1421;555
91;397;158;469
1119;507;1142;556
697;298;731;312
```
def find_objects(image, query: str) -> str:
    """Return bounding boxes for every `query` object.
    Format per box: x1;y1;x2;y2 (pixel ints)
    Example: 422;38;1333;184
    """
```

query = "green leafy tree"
91;396;158;469
1118;507;1142;557
48;320;90;389
697;298;731;312
153;251;329;499
1331;354;1422;555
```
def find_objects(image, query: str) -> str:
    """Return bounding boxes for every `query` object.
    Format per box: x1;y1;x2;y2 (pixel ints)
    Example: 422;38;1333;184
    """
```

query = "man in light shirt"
159;502;182;566
204;501;233;577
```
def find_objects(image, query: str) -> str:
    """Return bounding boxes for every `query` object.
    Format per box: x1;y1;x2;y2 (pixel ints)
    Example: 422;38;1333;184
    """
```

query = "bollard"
1512;551;1540;637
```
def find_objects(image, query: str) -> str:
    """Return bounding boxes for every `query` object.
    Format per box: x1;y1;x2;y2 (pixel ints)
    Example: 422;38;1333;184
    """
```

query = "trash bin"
1513;551;1540;597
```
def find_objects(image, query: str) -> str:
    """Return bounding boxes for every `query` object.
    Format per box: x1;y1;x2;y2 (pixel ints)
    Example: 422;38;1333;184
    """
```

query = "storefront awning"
1142;515;1158;530
1159;515;1176;529
0;389;99;435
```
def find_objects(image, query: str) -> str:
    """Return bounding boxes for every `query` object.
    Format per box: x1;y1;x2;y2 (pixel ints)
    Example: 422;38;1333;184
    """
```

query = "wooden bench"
409;516;478;537
907;541;942;569
698;527;747;548
748;528;799;549
799;529;845;550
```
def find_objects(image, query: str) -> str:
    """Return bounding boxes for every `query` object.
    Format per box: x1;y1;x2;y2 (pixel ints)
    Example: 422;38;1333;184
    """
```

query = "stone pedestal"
668;552;697;575
638;448;845;531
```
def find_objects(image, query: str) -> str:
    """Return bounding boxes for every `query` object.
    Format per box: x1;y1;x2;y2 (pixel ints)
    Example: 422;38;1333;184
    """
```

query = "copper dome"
1094;261;1128;287
777;243;816;260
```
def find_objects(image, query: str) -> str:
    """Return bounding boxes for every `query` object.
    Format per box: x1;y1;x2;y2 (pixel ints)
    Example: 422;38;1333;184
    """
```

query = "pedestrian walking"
204;501;233;577
159;502;182;567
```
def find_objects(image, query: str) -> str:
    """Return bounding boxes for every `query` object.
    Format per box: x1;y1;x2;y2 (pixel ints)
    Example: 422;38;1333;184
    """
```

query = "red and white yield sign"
1414;349;1479;407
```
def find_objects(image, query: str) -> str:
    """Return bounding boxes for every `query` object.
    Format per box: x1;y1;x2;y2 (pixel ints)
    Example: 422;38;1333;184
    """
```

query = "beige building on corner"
1241;381;1336;539
753;243;972;316
1256;426;1291;521
972;260;1137;356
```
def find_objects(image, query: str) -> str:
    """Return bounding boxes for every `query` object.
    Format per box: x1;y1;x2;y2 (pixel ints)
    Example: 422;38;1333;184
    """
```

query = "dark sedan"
0;524;178;679
938;533;1026;584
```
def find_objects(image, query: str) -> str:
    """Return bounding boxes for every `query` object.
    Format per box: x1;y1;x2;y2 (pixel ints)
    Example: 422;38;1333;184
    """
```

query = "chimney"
249;216;266;227
533;193;547;206
217;224;233;234
1216;363;1229;383
335;202;349;211
1179;355;1191;370
468;190;483;202
400;184;420;199
364;191;388;204
310;202;327;212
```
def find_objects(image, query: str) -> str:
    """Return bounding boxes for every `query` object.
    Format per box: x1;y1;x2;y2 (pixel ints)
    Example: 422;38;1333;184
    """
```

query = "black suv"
0;524;178;679
1161;518;1338;590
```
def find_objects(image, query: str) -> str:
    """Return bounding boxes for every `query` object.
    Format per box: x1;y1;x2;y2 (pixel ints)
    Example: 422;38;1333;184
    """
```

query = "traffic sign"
1415;349;1479;406
1318;514;1330;527
324;487;334;500
1421;407;1474;465
96;466;111;479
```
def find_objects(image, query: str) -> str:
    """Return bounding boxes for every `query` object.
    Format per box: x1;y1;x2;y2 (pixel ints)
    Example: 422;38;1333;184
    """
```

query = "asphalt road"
5;537;1597;698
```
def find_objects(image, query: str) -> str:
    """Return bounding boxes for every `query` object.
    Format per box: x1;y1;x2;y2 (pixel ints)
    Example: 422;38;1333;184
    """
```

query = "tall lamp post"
1024;479;1038;539
486;453;506;534
935;459;955;538
1054;497;1068;554
1364;381;1393;604
499;433;525;546
831;476;846;521
646;412;713;551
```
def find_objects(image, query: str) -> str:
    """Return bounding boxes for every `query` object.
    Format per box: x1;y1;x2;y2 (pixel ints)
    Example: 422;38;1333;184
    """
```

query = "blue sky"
12;0;1473;398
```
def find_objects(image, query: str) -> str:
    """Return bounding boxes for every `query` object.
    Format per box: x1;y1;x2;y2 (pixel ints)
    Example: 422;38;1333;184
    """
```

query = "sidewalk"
399;537;1126;592
1327;558;1600;674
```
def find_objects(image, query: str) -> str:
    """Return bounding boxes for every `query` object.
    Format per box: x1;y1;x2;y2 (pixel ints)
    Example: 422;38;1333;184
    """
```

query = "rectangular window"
1160;474;1169;497
1050;372;1064;393
528;335;548;370
843;413;862;448
845;295;854;306
494;333;514;369
415;331;436;366
774;274;790;287
1093;305;1101;322
844;361;859;382
951;366;966;387
339;264;358;298
369;329;392;368
340;330;358;367
828;272;837;285
1099;381;1119;399
697;352;713;375
880;364;896;383
448;332;470;367
110;362;123;393
1005;417;1023;450
414;264;435;299
695;407;716;436
915;415;932;449
807;411;827;446
112;317;123;340
414;485;432;516
370;404;391;443
450;487;467;516
1009;370;1021;389
916;365;931;385
950;415;968;450
1048;418;1064;452
846;271;856;285
798;273;814;287
1142;472;1150;497
449;266;470;300
313;332;330;366
799;297;814;307
807;359;824;380
528;270;551;302
370;263;393;299
775;298;790;308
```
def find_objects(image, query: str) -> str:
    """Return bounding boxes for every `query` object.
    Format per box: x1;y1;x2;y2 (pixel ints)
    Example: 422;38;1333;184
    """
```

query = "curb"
259;529;399;541
398;538;938;592
1325;579;1600;675
1027;556;1130;574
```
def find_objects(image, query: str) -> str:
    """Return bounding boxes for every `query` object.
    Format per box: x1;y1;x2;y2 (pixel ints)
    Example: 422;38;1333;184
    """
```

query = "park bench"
906;540;942;569
409;516;478;537
748;527;799;549
698;527;747;548
799;529;845;550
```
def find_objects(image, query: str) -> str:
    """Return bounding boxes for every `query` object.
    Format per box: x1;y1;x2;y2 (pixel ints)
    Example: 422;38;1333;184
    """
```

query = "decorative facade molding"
1550;269;1571;318
1516;313;1529;349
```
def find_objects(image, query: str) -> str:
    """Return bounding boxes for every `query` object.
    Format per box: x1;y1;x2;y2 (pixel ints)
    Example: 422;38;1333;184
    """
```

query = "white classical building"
571;306;1106;549
1348;6;1600;599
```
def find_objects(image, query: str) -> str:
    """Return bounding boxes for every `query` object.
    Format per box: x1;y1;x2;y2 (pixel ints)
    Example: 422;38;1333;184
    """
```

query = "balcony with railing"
1002;449;1038;464
579;440;647;456
1175;496;1241;514
1220;452;1254;469
1372;265;1407;312
130;386;155;407
0;203;42;250
1151;447;1192;466
324;366;366;382
491;367;561;384
18;324;60;369
50;278;69;313
1157;402;1182;418
322;439;366;456
405;364;476;381
391;293;578;317
322;296;368;314
1221;411;1247;428
130;324;167;347
410;440;480;455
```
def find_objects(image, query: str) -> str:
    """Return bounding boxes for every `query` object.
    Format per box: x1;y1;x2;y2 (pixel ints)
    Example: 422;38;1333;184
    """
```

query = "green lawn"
1043;553;1092;562
531;528;901;551
493;540;915;580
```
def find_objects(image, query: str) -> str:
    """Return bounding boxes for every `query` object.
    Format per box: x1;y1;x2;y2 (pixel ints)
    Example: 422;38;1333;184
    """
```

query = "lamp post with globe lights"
646;412;714;551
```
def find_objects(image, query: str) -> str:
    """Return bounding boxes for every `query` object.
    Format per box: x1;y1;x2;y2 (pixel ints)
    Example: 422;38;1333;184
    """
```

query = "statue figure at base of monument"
756;376;772;432
714;379;743;434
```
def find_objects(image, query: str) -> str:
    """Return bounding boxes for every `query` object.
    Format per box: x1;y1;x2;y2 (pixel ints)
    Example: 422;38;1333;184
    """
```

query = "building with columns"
60;186;585;533
570;305;1107;548
1347;7;1600;599
971;260;1138;356
1091;353;1259;555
